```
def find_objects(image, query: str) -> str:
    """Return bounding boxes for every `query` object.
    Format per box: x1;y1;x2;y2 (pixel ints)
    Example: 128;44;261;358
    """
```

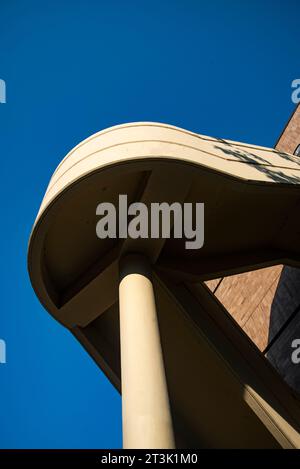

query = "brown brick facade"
276;104;300;154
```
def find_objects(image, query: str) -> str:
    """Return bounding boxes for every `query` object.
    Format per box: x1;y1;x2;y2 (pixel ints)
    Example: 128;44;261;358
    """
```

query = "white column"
119;254;175;449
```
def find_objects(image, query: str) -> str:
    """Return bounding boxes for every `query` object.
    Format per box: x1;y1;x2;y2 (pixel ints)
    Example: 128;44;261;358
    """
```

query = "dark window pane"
294;144;300;156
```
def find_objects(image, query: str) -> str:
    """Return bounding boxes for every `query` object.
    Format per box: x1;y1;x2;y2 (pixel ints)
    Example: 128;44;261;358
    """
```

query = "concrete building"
28;116;300;448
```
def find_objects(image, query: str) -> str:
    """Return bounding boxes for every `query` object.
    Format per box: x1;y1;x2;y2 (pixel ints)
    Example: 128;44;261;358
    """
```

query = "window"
294;144;300;156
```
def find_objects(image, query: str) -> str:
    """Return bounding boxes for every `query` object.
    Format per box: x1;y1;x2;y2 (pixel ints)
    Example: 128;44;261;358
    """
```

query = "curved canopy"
28;122;300;326
28;122;300;448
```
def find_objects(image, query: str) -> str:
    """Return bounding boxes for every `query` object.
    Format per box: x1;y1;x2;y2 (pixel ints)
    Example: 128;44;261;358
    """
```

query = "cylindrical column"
119;254;175;449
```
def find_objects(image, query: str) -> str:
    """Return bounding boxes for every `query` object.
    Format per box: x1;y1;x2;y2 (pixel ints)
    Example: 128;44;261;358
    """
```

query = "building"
28;118;300;448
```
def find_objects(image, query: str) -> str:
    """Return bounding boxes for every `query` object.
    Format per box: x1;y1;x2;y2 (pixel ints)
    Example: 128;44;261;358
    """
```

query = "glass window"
294;144;300;156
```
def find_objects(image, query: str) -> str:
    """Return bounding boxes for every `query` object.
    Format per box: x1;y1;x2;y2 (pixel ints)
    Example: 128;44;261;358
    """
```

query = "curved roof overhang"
27;123;300;448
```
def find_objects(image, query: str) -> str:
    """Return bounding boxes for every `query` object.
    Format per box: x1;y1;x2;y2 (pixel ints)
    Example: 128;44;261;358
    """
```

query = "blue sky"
0;0;299;448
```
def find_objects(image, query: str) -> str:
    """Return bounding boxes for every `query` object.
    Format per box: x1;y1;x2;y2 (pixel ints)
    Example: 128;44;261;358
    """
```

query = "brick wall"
276;104;300;154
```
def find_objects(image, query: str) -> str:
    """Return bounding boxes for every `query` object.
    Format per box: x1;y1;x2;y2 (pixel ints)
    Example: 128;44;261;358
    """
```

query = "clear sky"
0;0;299;448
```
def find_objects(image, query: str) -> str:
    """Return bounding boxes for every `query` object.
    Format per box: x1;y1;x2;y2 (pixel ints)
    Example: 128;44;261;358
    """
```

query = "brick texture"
276;104;300;154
